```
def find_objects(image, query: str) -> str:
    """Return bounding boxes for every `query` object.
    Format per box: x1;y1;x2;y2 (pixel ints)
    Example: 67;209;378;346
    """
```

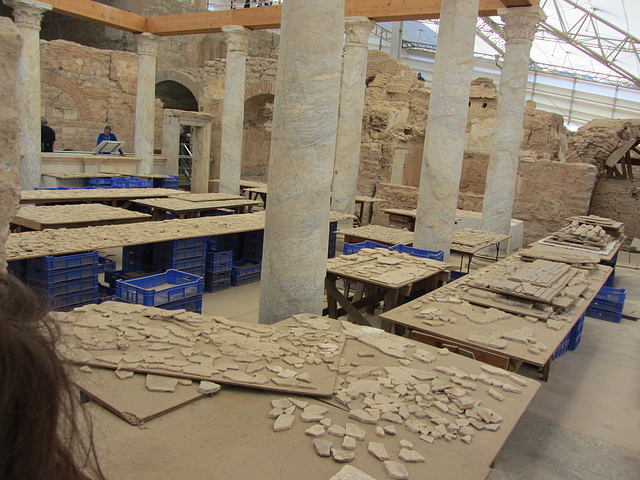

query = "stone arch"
244;81;276;101
41;71;92;121
155;70;203;105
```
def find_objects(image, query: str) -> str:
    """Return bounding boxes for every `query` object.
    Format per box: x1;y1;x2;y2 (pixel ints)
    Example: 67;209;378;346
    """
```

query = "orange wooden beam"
146;0;538;36
41;0;146;33
42;0;538;36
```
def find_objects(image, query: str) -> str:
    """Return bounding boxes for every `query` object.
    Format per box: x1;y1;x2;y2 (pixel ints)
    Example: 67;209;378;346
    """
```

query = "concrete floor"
200;258;640;480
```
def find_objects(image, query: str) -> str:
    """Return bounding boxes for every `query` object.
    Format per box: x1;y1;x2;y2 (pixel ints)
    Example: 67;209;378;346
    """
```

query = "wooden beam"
42;0;146;33
146;0;538;36
146;5;282;36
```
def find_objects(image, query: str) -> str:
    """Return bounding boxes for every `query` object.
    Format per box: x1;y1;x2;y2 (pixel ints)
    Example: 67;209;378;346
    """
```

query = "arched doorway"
243;93;274;178
155;80;199;112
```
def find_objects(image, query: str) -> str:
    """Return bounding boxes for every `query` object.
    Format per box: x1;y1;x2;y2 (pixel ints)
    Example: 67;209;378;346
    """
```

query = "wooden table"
239;179;267;195
337;224;414;247
381;207;417;230
20;188;178;207
537;235;626;266
324;249;450;332
380;254;612;381
353;196;386;226
244;185;268;204
130;197;262;220
451;229;512;273
6;211;352;261
64;308;539;480
11;204;150;231
170;192;247;202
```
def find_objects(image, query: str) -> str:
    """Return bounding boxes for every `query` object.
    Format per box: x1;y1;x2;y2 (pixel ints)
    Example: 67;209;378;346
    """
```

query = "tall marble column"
4;0;51;190
332;17;375;230
0;17;22;272
258;0;345;325
134;33;159;175
219;26;251;195
481;7;546;235
413;0;479;260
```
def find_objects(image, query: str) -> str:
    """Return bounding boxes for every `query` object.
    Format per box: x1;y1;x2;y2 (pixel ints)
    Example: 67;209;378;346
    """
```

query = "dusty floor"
199;252;640;480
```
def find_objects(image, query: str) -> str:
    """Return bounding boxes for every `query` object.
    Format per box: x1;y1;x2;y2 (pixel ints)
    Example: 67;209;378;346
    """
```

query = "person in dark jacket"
96;125;124;155
41;117;55;152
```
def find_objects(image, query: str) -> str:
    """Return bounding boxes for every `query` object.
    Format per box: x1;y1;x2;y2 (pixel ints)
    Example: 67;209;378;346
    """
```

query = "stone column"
332;17;375;230
258;0;345;325
481;7;546;235
134;33;159;175
161;112;180;176
4;0;50;191
0;17;22;272
191;124;212;193
413;0;479;260
389;146;408;184
219;25;251;195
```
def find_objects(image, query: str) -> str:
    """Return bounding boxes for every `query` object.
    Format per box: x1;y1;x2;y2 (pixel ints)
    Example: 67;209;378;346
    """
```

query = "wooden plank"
410;330;511;370
42;0;147;32
145;0;536;36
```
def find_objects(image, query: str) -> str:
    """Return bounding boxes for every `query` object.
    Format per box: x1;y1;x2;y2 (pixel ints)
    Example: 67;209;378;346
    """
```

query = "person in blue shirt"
96;125;124;155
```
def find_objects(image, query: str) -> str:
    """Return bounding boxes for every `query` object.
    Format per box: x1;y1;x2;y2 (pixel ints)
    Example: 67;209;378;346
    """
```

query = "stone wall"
0;18;21;272
589;176;640;242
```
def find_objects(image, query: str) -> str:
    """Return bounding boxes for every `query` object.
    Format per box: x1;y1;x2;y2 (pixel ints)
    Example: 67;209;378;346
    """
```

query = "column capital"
3;0;51;29
136;32;159;57
345;17;375;47
222;25;251;53
498;6;546;43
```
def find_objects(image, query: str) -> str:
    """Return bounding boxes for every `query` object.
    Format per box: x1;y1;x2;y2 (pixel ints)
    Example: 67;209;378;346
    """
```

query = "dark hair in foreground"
0;274;105;480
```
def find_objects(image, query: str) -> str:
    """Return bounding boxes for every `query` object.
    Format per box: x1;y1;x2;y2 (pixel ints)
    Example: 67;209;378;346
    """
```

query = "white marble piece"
145;374;179;392
329;465;377;480
331;448;355;463
197;381;221;395
383;461;408;480
314;438;333;457
273;414;295;432
399;448;425;463
305;424;326;438
367;442;391;461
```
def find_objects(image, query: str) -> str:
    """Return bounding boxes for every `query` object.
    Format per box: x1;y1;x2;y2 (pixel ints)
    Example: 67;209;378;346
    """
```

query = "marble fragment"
345;423;366;441
348;409;377;425
399;439;413;450
329;465;377;480
384;461;408;480
145;374;178;392
367;442;390;461
328;425;347;438
314;439;333;457
305;424;326;438
115;369;133;380
342;436;357;450
399;448;425;463
198;381;221;395
331;448;355;463
273;414;295;432
488;388;504;402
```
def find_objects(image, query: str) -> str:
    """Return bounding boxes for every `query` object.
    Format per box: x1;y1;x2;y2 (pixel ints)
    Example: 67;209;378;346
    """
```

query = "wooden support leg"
324;276;373;326
540;358;551;382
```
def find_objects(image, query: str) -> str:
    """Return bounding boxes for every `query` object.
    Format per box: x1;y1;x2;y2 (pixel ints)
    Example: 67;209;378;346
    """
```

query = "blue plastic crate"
153;242;206;262
179;265;205;277
122;244;154;268
99;283;116;297
27;250;98;272
158;294;203;313
31;276;98;297
586;307;622;323
449;271;467;281
604;272;615;288
343;241;393;255
154;255;206;273
51;288;99;310
98;256;116;274
553;332;571;359
160;176;179;189
111;177;131;188
593;286;626;305
28;263;99;285
115;269;204;306
205;271;231;292
569;314;585;351
105;265;163;288
207;233;243;255
231;259;261;279
88;177;114;186
393;244;445;262
206;250;233;273
7;260;28;282
231;272;260;286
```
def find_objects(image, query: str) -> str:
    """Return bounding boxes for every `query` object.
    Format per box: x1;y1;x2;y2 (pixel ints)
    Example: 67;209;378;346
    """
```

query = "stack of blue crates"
553;332;571;360
586;285;626;323
208;233;243;261
122;244;154;268
160;175;179;189
26;251;99;311
115;269;204;313
343;240;393;255
569;314;585;351
204;248;233;292
111;177;152;188
88;177;114;187
231;259;261;286
393;244;445;262
244;230;264;263
151;237;206;277
328;222;337;258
